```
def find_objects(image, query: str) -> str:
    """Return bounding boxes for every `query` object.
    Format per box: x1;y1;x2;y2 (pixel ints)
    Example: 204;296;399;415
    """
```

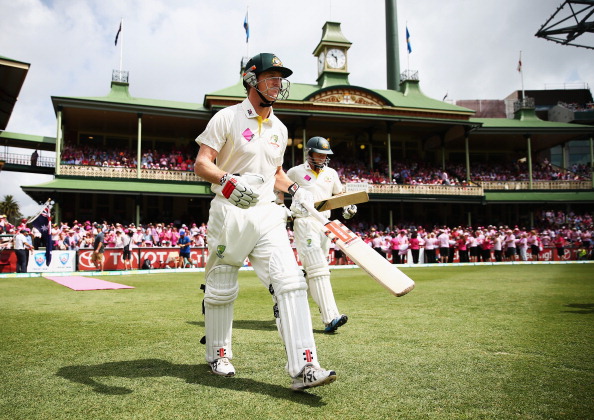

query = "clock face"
318;52;325;75
326;48;346;69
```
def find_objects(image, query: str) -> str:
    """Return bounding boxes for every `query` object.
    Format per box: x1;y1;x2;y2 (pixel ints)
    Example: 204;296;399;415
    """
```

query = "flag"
243;11;249;43
406;26;412;53
31;202;53;266
442;92;449;101
517;52;522;72
115;21;122;46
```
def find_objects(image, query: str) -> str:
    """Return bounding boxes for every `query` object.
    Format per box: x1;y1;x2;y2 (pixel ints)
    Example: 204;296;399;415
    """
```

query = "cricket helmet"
306;136;333;155
306;136;333;169
243;53;292;87
243;53;292;107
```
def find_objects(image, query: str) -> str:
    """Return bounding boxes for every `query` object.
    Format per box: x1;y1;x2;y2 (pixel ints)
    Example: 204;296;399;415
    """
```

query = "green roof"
206;79;475;115
472;108;594;132
53;82;210;115
0;131;56;151
0;131;55;144
0;55;30;66
471;117;592;130
22;177;212;197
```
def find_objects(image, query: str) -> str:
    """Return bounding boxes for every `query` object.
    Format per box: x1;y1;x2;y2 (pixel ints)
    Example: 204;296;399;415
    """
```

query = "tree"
0;195;22;225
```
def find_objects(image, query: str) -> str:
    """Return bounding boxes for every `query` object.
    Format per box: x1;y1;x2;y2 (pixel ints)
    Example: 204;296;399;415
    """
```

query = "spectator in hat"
64;229;79;251
177;229;192;268
0;214;13;232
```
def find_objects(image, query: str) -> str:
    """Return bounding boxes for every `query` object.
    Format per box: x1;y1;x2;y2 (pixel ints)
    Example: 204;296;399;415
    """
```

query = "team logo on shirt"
269;135;279;147
242;128;254;142
306;239;312;247
216;245;226;259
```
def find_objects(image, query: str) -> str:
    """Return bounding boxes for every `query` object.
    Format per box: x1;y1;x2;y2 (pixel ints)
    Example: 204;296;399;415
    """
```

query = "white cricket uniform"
196;98;319;377
287;162;343;252
287;162;343;325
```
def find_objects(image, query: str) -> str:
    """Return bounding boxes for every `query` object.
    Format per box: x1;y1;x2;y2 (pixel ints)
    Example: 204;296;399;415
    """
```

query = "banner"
77;247;210;271
27;250;76;272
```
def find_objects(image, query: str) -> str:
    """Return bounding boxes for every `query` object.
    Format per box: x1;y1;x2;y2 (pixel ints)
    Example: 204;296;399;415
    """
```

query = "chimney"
385;0;401;90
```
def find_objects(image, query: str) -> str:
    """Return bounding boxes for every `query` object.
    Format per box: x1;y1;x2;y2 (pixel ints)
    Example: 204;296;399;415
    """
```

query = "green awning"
485;191;594;203
22;177;212;199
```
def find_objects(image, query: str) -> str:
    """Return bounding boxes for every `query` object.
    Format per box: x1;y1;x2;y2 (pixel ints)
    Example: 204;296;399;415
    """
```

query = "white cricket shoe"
291;364;336;391
210;357;235;377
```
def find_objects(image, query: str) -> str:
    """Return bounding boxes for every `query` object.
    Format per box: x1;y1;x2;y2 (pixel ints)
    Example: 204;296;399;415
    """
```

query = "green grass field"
1;264;593;420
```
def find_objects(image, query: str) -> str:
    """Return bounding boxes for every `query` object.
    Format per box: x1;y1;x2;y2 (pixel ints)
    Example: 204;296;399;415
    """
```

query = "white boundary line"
1;260;592;278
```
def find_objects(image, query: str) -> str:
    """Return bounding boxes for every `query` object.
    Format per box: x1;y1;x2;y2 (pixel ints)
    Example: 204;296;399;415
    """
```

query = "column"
55;106;63;175
464;129;471;183
526;134;533;189
137;113;143;179
590;136;594;188
386;122;393;181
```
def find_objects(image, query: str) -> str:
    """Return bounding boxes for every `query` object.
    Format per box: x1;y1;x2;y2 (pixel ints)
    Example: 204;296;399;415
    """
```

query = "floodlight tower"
535;0;594;50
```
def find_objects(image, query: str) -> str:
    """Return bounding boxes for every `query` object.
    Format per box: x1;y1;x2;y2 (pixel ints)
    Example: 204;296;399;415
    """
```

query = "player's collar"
242;98;274;120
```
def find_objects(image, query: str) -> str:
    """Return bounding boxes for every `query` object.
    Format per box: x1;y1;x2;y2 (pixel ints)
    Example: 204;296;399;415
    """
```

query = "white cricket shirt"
196;98;288;203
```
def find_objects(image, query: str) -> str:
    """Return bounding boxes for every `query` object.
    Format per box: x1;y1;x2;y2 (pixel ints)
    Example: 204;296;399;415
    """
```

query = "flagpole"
406;23;411;75
245;7;249;58
25;198;52;225
519;50;525;101
406;22;409;73
119;18;124;74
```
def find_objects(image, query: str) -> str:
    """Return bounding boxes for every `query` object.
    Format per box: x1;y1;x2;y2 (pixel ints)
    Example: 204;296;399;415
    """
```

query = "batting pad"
45;276;134;291
276;288;320;377
300;247;339;325
203;265;238;362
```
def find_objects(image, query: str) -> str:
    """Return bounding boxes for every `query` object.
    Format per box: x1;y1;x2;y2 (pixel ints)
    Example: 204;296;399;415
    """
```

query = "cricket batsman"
287;137;357;333
194;53;336;390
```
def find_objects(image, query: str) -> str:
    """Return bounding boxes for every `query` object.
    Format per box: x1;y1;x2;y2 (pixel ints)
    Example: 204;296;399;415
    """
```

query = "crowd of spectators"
344;221;593;264
2;209;592;265
59;145;590;185
558;101;594;111
60;145;196;171
449;160;591;182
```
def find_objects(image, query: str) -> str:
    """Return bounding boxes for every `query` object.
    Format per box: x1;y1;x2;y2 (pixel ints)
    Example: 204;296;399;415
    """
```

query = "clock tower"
313;21;352;87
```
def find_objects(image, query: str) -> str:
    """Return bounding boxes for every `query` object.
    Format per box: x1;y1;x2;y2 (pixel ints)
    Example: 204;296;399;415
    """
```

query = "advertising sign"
27;250;77;272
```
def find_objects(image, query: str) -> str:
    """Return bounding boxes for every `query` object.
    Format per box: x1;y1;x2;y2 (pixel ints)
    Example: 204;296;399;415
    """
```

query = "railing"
59;165;205;182
368;183;484;196
400;69;419;81
479;180;593;190
59;166;594;192
3;154;591;193
0;152;55;167
514;97;535;111
112;69;129;83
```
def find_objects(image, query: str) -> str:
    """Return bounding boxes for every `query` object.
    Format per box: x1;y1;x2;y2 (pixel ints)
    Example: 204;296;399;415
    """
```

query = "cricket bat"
314;191;369;212
302;202;415;297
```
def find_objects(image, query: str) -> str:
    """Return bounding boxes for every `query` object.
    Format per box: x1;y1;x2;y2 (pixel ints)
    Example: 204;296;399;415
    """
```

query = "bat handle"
302;201;330;225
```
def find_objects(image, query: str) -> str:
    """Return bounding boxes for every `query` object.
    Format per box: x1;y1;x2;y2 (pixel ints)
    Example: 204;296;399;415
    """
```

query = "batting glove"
342;204;357;219
288;183;313;217
220;173;260;209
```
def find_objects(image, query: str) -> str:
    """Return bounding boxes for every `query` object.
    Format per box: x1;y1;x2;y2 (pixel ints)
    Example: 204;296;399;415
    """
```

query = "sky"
1;0;593;216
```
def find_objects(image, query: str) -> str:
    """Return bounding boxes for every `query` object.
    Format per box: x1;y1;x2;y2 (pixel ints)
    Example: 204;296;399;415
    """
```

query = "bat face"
314;191;369;212
323;220;415;297
301;200;414;297
325;220;358;244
